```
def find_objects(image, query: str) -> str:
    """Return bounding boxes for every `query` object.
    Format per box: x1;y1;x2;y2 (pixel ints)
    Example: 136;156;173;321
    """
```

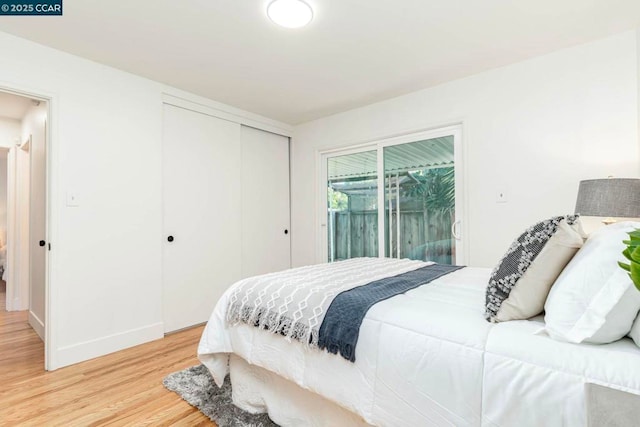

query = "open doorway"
0;90;48;363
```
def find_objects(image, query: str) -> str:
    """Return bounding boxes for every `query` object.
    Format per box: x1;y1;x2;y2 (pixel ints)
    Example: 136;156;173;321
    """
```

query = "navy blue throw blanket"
317;263;464;362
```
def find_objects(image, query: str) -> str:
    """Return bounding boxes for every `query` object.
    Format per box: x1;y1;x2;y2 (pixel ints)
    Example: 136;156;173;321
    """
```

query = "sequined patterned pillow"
485;215;585;323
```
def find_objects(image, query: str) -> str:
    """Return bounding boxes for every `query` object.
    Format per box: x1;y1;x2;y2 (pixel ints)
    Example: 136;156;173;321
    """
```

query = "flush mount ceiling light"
267;0;313;29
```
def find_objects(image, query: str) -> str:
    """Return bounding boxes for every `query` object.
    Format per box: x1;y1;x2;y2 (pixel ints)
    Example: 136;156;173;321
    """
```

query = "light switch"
66;192;80;207
496;189;508;203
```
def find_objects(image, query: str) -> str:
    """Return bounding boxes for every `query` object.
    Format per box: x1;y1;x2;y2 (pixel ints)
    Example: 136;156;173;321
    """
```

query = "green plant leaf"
632;274;640;292
620;229;640;292
631;262;640;286
628;230;640;238
619;261;631;272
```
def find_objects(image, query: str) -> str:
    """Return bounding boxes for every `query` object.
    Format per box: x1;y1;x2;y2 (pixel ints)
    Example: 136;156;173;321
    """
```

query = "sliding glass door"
321;126;463;265
384;136;456;264
326;150;378;262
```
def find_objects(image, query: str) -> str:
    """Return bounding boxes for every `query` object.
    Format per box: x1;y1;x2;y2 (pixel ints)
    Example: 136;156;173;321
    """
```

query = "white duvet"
198;260;640;427
199;264;492;426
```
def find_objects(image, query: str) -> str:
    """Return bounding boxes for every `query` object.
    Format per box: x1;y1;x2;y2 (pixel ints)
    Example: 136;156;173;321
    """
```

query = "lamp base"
580;216;640;235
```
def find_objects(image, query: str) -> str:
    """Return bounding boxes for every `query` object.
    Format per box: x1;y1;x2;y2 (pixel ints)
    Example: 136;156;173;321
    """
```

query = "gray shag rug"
163;364;278;427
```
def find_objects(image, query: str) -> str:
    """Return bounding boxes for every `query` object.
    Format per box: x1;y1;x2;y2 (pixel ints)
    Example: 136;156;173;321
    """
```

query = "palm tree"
403;167;455;263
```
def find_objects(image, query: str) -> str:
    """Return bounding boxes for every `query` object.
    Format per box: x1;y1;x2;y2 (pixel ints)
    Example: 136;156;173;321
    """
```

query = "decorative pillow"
544;221;640;344
485;215;585;323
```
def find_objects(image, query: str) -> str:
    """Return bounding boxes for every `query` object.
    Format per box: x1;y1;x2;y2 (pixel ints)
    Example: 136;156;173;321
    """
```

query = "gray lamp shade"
575;178;640;217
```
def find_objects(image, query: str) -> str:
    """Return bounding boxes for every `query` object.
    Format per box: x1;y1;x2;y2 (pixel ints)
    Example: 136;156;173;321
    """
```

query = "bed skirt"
229;355;371;427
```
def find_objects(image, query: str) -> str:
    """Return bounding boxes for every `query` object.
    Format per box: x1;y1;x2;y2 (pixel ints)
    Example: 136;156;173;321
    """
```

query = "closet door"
241;126;291;277
162;104;242;333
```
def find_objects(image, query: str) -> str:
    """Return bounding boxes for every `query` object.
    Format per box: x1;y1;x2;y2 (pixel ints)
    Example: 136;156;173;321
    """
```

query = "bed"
197;257;640;426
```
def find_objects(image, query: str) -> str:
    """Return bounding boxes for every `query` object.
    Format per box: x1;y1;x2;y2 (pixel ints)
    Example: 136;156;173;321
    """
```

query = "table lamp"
575;178;640;233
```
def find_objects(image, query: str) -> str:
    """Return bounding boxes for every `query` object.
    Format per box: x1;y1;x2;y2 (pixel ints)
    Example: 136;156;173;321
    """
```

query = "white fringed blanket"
226;257;428;347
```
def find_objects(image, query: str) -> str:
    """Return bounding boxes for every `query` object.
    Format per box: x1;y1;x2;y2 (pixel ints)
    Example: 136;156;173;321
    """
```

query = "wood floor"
0;282;215;426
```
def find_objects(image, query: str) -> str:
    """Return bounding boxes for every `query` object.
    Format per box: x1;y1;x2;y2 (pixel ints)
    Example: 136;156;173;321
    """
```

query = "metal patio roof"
327;136;454;181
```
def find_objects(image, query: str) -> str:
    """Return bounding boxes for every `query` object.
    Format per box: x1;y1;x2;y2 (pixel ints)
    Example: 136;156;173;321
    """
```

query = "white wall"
0;117;19;304
0;31;162;368
15;127;30;312
638;30;640;169
0;152;7;258
0;117;19;253
0;30;291;369
0;118;18;253
0;117;20;148
292;31;640;269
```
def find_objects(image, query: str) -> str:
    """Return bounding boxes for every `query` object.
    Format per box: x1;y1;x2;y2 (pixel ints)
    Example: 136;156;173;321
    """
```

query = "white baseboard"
53;322;164;370
28;310;45;341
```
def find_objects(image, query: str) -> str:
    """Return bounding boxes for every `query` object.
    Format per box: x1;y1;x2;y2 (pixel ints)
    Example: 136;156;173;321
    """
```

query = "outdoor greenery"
328;187;348;210
404;167;455;214
327;167;456;263
620;229;640;292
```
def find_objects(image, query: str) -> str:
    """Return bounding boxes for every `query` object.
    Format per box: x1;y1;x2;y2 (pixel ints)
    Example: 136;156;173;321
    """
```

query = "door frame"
0;84;55;370
318;125;465;264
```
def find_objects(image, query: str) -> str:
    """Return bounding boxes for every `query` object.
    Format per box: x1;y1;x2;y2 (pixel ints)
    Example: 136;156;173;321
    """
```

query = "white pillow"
544;221;640;344
629;313;640;347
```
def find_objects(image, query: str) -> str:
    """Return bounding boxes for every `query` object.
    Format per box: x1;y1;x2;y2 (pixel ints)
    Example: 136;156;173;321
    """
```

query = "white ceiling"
0;0;639;124
0;91;33;120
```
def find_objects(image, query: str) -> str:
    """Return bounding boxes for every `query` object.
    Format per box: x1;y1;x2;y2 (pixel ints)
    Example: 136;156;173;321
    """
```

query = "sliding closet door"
162;104;242;333
241;126;291;277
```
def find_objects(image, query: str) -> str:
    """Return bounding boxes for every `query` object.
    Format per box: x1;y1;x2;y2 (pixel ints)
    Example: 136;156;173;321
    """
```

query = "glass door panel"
326;150;378;262
384;136;456;264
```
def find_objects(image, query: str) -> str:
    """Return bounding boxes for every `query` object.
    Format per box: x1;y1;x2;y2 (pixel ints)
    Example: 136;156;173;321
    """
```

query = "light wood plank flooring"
0;281;214;426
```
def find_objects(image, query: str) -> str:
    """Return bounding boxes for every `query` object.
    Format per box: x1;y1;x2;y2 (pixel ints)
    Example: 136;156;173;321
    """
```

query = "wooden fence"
328;209;454;264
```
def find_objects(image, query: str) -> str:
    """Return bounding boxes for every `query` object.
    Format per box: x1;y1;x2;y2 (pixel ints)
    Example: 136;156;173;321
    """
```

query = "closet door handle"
39;240;46;247
284;229;289;235
167;235;174;242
